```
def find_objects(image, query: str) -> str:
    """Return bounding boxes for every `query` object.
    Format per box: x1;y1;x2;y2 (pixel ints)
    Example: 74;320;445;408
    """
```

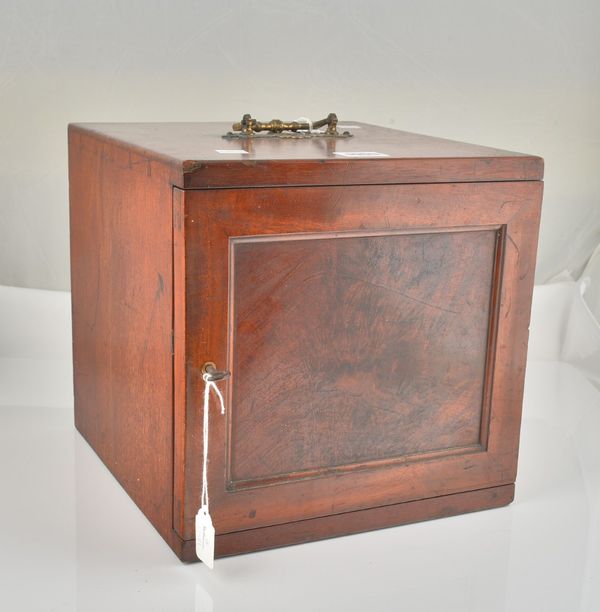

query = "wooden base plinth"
175;484;514;563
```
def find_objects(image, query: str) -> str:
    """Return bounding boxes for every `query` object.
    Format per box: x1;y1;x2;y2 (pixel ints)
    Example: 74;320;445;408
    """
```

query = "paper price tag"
196;506;216;569
215;149;249;154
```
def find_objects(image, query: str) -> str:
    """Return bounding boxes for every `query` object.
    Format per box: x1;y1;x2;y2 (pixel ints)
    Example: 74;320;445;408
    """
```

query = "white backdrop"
1;0;599;290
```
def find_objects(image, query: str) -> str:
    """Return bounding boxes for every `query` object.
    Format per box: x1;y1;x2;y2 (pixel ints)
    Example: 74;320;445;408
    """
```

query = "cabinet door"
173;181;541;539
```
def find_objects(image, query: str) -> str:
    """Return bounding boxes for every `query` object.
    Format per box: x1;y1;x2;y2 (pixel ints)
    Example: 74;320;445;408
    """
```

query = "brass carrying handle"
202;362;230;382
232;113;339;136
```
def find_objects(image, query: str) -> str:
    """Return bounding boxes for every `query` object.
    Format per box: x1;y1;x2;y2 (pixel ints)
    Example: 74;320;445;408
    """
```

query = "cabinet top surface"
70;121;543;188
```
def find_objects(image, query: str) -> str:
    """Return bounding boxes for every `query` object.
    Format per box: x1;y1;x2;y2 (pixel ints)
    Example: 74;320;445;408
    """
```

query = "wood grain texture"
177;484;515;561
177;180;542;541
172;187;187;537
68;122;543;562
229;229;497;485
68;125;183;556
70;122;543;188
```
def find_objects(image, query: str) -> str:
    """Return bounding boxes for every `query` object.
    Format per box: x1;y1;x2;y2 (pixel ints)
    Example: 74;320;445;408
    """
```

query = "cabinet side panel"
68;126;179;552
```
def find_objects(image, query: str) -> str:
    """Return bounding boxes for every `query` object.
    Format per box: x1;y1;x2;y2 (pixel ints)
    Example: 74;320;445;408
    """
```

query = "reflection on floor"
1;285;599;612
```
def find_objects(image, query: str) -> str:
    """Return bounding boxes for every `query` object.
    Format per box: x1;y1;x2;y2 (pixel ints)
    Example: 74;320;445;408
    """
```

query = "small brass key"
201;362;230;382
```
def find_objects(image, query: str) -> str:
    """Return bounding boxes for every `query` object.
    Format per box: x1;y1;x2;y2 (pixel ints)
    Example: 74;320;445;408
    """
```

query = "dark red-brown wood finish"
69;121;543;562
68;127;186;556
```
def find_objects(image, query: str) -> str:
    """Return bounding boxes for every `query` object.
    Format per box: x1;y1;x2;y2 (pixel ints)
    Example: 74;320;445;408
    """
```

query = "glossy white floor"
1;282;599;612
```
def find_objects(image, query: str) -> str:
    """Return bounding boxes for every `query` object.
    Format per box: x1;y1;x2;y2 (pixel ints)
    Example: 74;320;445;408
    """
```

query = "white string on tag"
200;373;226;513
196;370;227;568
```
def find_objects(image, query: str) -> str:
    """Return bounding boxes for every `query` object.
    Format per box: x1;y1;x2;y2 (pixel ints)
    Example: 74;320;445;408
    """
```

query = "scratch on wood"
156;272;165;299
341;274;459;315
506;233;519;257
140;273;165;365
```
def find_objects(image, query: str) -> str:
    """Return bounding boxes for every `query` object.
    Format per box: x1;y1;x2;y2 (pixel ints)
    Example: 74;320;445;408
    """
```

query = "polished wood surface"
177;180;541;539
69;121;543;562
71;122;543;188
212;484;515;560
230;229;497;485
174;483;515;561
68;125;185;558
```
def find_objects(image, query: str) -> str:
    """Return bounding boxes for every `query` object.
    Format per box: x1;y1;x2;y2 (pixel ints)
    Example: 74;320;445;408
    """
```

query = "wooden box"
68;121;543;562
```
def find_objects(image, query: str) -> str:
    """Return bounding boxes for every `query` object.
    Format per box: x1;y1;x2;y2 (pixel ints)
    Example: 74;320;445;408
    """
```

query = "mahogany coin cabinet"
68;120;543;562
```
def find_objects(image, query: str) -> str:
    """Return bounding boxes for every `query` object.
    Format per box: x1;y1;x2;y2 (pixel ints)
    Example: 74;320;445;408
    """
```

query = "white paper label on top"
215;149;249;154
196;506;216;569
337;125;362;129
332;151;389;158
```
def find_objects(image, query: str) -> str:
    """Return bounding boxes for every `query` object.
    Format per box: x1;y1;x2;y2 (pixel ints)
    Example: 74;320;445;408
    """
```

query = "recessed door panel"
230;229;496;487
